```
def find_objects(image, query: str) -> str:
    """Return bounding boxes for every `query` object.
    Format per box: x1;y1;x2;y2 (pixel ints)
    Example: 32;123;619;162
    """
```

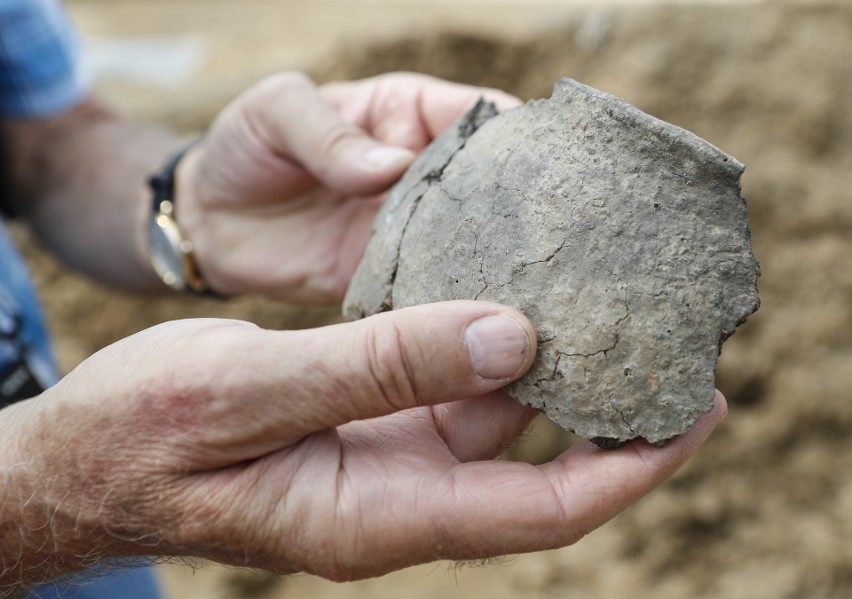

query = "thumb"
317;300;537;419
179;301;536;466
248;72;415;195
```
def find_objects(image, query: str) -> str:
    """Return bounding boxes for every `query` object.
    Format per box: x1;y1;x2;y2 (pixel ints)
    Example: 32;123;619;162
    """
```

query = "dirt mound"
21;2;852;597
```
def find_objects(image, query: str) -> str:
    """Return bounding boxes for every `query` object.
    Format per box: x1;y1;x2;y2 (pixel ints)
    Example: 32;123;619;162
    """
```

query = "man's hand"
1;72;726;593
175;72;521;302
2;301;725;590
1;72;517;294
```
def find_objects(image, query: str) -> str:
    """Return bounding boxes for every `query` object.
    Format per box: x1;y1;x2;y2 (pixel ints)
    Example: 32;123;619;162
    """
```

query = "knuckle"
361;319;427;412
377;70;426;86
252;70;313;99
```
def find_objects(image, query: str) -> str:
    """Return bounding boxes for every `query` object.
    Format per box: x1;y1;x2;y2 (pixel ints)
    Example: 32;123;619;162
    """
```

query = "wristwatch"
147;142;218;296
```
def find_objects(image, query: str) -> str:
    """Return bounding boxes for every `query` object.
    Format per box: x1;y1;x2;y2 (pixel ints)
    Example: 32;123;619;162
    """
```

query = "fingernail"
364;145;415;169
464;315;531;380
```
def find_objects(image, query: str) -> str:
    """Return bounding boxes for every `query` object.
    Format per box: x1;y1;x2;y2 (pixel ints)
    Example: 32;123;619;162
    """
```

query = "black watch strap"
148;142;198;213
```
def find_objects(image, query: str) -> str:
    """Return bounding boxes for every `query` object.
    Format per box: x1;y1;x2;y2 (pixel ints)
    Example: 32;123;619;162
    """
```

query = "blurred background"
15;0;852;597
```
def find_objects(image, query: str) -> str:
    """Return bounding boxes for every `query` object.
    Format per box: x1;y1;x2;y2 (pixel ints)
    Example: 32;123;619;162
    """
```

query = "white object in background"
85;37;208;88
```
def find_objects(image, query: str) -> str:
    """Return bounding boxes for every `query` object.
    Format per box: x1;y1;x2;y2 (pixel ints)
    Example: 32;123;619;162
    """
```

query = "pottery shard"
343;78;760;447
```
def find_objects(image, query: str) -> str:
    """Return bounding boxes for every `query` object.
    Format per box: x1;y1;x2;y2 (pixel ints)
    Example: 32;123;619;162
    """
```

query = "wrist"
0;396;146;593
0;402;29;594
147;141;221;297
0;398;84;593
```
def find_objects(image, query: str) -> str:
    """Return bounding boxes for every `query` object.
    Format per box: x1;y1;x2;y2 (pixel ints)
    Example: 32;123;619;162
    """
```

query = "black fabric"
0;134;15;218
0;358;44;408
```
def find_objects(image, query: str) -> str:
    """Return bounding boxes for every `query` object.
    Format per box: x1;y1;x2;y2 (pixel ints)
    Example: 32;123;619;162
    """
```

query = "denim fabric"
0;0;92;117
0;227;58;393
29;566;163;599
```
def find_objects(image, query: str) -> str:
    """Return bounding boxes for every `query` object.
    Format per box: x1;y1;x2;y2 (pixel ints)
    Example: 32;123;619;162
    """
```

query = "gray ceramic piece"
344;78;760;446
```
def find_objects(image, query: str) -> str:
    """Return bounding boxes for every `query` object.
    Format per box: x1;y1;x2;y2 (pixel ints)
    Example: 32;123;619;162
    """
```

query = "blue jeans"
27;566;163;599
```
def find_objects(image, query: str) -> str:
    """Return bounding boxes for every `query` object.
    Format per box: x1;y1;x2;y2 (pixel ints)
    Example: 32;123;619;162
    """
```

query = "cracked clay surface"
343;79;760;446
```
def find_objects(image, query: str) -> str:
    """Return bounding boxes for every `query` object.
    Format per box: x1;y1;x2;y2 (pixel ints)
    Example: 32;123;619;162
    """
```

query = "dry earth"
12;0;852;597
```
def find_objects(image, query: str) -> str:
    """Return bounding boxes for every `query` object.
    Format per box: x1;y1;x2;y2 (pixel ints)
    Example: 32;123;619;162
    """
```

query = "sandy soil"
14;0;852;597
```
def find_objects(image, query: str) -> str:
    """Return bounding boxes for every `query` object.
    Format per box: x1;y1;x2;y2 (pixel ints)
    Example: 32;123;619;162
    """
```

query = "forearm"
0;399;80;598
2;98;183;291
0;395;154;598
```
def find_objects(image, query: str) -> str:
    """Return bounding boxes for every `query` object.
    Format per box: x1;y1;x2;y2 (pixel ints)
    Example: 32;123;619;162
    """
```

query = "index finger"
443;391;728;556
329;391;727;577
415;74;523;137
321;73;522;146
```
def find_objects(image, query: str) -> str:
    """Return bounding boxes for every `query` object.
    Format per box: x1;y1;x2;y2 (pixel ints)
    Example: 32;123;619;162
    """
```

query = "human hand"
175;72;521;302
2;301;725;588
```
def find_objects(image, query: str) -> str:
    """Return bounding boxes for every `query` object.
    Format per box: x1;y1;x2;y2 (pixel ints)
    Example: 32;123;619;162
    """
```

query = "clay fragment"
343;78;760;447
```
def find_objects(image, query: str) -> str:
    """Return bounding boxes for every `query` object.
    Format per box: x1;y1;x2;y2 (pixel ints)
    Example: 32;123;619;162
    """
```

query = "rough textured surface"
344;78;760;446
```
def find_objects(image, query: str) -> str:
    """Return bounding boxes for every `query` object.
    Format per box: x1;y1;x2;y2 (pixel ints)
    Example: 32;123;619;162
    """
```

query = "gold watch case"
148;199;206;293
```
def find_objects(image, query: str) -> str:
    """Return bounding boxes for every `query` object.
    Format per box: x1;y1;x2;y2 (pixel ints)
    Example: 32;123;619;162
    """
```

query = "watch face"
149;217;185;289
